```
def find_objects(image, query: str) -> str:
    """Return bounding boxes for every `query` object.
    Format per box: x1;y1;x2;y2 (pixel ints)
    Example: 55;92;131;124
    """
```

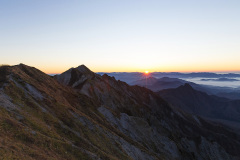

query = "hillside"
0;64;239;159
158;84;240;129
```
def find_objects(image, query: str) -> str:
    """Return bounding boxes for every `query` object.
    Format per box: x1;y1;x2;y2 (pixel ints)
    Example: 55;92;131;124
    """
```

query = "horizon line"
2;63;240;75
47;70;240;75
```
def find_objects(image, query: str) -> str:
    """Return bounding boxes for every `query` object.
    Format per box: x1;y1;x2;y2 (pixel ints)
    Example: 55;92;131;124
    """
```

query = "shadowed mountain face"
0;64;240;159
158;84;240;128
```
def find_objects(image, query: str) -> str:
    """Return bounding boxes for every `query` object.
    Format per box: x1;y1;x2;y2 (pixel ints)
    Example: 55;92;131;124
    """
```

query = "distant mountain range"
0;64;239;159
98;72;240;84
130;77;198;91
158;84;240;130
130;77;240;100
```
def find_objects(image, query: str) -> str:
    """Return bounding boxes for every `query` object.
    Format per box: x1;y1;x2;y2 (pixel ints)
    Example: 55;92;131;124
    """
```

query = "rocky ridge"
0;64;239;160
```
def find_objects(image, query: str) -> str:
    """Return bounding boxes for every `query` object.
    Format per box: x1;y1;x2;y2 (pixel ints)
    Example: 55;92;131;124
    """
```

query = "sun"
145;71;149;74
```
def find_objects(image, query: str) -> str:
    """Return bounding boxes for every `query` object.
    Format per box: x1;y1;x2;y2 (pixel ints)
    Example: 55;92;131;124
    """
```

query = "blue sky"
1;0;240;73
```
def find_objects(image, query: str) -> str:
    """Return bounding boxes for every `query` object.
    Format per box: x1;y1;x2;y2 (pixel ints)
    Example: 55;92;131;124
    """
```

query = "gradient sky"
1;0;240;73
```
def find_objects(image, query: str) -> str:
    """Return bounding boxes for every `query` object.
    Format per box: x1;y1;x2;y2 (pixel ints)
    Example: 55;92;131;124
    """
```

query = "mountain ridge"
158;83;240;127
0;64;239;159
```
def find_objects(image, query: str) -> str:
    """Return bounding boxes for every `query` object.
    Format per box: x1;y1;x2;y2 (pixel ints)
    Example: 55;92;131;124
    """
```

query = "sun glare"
145;71;149;74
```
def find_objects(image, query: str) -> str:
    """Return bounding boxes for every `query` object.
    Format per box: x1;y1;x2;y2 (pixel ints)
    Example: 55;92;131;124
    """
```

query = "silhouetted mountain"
0;64;239;159
158;84;240;129
99;72;240;83
131;77;187;91
131;76;240;100
130;76;158;85
131;77;210;92
97;72;144;83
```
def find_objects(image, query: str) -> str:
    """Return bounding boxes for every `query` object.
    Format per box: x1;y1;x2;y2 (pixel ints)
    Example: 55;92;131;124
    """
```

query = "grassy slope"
0;65;136;160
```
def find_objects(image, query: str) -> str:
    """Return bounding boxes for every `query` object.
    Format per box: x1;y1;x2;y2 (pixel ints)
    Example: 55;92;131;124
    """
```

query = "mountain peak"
183;83;192;88
177;83;194;92
55;65;96;88
76;64;92;74
0;63;47;81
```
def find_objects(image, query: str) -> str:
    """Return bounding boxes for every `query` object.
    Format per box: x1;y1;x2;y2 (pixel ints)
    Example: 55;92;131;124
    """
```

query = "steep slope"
158;84;240;127
0;64;138;159
0;64;239;159
56;65;240;160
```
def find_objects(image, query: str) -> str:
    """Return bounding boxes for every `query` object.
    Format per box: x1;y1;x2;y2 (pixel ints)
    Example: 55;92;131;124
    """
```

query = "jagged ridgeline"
0;64;239;160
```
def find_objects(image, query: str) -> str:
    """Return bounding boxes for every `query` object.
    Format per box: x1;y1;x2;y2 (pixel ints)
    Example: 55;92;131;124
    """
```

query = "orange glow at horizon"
44;67;240;74
39;65;240;75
